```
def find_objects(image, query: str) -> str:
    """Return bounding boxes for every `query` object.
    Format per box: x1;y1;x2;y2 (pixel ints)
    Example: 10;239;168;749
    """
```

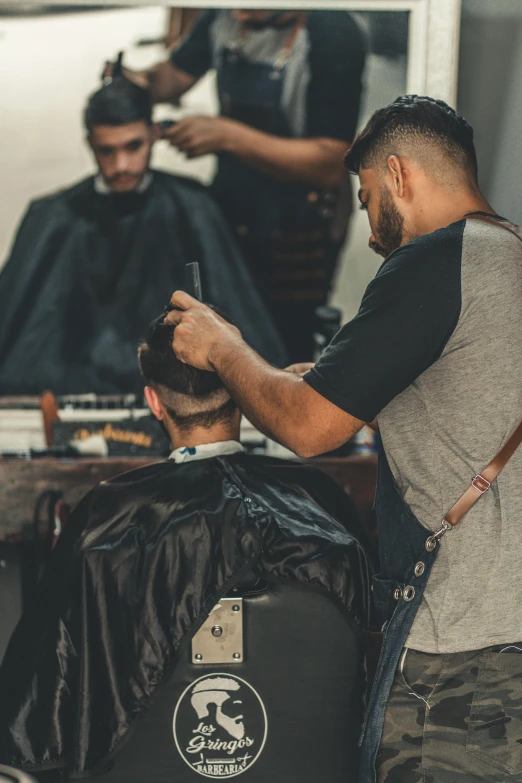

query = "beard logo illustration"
173;674;268;778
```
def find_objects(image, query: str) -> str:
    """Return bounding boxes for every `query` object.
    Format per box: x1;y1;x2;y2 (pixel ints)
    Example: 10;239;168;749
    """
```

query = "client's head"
85;76;153;192
138;310;240;450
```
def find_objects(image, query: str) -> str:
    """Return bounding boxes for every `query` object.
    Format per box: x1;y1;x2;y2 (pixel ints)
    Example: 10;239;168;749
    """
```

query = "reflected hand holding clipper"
156;119;178;139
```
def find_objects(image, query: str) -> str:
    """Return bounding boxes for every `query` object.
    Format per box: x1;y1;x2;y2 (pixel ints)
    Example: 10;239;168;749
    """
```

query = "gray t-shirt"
306;216;522;654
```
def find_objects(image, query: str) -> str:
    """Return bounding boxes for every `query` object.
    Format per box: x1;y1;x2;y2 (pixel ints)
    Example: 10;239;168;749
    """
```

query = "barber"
166;96;522;783
120;9;366;362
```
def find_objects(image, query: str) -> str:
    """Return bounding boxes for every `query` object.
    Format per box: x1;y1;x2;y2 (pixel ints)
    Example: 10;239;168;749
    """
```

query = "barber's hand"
102;60;149;89
285;362;314;377
165;291;242;371
164;116;236;158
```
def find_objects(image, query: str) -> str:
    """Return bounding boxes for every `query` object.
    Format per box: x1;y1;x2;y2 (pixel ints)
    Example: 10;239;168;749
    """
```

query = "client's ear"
144;386;165;421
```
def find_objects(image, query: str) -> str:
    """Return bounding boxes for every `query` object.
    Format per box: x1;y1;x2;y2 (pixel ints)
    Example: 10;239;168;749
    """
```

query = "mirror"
0;3;456;394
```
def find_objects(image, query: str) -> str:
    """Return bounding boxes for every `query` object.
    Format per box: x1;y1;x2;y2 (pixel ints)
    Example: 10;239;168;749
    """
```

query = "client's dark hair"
84;76;152;132
138;308;237;431
345;95;478;180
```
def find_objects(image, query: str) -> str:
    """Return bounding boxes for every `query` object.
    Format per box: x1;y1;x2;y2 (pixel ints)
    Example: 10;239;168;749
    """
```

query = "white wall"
458;0;522;223
0;7;218;265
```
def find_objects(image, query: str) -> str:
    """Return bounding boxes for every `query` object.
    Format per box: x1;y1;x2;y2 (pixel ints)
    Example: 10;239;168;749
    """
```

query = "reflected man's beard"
243;12;296;28
374;187;405;258
106;171;145;190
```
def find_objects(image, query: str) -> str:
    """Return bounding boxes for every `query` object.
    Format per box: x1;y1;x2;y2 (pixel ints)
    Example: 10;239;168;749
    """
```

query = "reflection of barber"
123;10;366;361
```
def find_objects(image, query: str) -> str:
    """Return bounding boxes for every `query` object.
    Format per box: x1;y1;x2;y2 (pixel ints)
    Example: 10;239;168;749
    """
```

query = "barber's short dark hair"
345;95;478;179
84;76;152;132
138;308;237;430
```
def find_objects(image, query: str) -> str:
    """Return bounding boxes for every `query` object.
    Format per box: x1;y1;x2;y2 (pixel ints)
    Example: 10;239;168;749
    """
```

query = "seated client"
0;313;371;782
0;75;286;395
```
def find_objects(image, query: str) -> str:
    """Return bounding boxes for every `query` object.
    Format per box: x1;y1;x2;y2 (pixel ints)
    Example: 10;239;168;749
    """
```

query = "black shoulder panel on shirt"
306;9;366;49
305;11;366;141
170;9;217;79
304;220;465;422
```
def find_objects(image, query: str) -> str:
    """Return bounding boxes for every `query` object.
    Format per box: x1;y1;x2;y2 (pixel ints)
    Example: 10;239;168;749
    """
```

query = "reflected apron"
211;18;351;361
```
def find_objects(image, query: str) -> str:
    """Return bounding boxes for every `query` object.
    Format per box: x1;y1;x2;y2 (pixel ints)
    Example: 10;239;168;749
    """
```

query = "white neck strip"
169;440;244;463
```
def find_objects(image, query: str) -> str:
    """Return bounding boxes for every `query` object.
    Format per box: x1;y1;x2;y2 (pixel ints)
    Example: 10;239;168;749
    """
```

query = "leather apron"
358;443;440;782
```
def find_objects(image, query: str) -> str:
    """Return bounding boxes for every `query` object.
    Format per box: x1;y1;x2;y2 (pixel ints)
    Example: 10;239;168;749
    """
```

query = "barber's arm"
165;238;461;456
123;61;197;104
165;292;364;457
115;10;216;104
165;121;348;188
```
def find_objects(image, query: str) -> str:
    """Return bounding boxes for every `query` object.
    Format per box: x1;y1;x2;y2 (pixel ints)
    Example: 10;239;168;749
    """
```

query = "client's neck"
168;419;241;451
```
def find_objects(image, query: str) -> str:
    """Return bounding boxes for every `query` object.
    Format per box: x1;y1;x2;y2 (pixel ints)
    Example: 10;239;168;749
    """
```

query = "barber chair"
0;766;36;782
98;576;364;782
0;545;23;664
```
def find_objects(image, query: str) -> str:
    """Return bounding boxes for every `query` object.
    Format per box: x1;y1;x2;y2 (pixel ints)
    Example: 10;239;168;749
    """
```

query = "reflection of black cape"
0;454;370;778
0;172;287;394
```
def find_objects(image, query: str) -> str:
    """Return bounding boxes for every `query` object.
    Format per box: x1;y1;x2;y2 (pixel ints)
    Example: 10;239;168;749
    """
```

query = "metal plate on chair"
192;598;243;664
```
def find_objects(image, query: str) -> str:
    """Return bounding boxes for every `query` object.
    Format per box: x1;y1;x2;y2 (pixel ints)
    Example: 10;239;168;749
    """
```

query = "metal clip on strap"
425;519;452;552
425;420;522;551
471;474;491;494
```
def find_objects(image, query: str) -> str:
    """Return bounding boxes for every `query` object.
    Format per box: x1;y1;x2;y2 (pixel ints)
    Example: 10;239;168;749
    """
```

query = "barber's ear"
144;386;165;421
387;155;406;198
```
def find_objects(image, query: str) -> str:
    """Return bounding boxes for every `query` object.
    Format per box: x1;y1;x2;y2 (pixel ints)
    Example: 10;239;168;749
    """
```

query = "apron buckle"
425;519;452;551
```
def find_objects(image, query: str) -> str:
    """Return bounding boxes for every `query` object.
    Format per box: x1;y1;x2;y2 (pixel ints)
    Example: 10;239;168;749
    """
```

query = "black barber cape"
0;171;287;394
0;454;371;778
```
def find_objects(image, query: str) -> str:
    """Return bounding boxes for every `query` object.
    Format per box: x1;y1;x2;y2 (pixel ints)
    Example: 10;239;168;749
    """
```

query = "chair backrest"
98;579;364;783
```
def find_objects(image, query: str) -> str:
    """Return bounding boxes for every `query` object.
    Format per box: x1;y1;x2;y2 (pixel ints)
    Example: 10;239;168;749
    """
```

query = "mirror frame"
1;0;462;105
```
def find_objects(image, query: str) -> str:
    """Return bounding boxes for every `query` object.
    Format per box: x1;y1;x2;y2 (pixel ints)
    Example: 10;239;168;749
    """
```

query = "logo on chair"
173;673;268;778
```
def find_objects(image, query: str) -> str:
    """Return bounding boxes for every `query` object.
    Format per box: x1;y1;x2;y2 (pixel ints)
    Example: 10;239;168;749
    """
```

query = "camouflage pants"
377;644;522;782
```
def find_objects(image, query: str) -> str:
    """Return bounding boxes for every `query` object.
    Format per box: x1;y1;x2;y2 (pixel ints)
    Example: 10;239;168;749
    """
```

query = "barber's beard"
243;12;298;29
374;187;406;258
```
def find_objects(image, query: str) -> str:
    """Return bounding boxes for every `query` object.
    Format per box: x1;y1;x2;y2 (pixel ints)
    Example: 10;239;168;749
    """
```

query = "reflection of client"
0;76;285;396
0;310;370;780
122;9;366;361
191;678;245;741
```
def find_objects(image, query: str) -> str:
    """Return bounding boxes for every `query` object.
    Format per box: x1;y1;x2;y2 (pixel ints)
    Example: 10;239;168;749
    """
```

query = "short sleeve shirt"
304;223;464;422
171;10;366;141
305;216;522;654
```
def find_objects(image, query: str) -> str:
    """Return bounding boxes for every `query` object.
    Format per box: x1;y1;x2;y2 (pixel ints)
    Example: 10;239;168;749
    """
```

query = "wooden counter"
0;455;377;541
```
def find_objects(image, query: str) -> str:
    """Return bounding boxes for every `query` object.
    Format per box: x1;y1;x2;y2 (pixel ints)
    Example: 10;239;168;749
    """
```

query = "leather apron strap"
444;420;522;527
426;212;522;548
